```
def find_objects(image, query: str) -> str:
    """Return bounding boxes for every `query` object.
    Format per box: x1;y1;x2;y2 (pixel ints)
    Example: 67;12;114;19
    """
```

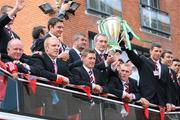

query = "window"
140;0;171;38
88;31;97;49
86;0;122;17
132;44;150;57
141;0;160;8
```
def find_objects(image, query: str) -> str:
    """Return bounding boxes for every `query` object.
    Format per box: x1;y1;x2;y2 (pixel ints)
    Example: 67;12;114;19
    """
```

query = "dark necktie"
100;53;105;61
124;82;129;93
89;70;94;83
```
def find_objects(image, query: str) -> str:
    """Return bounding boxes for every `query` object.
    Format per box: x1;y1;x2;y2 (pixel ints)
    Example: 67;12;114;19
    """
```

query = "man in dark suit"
33;17;69;52
0;0;24;53
94;33;118;83
71;49;107;93
1;39;39;75
124;41;173;111
161;50;180;106
33;37;70;85
171;59;180;75
94;33;109;69
68;32;87;69
108;63;149;105
33;17;69;61
30;25;47;52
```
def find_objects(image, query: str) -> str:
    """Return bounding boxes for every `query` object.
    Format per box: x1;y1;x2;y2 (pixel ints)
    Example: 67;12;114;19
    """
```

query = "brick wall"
0;0;180;58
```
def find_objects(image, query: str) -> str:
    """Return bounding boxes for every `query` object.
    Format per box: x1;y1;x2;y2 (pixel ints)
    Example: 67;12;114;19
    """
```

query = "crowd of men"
1;0;180;112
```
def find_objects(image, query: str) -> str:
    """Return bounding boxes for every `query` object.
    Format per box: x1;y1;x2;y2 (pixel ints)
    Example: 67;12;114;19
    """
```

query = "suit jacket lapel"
72;49;81;60
56;59;65;74
128;79;134;93
95;50;102;63
160;64;165;78
93;69;98;83
81;67;90;82
44;53;55;73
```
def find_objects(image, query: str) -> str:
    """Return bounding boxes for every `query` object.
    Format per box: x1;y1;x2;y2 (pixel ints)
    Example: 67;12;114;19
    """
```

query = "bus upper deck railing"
0;67;180;120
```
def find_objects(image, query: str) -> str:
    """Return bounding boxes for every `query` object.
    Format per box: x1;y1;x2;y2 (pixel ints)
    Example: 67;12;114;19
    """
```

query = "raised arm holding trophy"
97;16;152;51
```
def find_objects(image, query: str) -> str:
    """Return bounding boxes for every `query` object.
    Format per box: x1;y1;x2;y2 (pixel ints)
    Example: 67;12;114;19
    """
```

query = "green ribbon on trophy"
97;16;152;50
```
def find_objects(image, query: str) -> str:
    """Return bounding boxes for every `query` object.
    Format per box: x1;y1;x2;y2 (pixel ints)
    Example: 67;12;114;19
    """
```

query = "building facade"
0;0;180;57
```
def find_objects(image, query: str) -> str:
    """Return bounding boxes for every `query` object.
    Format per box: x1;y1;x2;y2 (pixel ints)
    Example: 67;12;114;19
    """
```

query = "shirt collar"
48;31;57;39
83;65;92;73
95;48;105;55
47;54;57;63
122;80;129;85
73;47;81;56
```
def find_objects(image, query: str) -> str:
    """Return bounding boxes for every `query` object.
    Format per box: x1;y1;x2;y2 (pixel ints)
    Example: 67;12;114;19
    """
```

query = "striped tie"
124;82;129;93
89;70;94;83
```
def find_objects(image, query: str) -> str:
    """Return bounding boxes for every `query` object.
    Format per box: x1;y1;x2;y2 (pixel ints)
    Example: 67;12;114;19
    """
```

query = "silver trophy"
97;16;152;50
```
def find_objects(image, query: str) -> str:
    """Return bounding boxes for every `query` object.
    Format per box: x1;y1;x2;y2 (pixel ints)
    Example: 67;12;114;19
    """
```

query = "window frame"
139;2;171;38
86;0;122;17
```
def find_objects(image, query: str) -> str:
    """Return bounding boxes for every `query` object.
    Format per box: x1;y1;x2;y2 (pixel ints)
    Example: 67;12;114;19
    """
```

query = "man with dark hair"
0;0;24;53
171;59;180;74
33;17;69;61
161;50;180;106
32;26;47;40
33;17;64;52
71;48;107;93
68;32;87;69
124;41;173;111
161;49;173;66
31;25;47;52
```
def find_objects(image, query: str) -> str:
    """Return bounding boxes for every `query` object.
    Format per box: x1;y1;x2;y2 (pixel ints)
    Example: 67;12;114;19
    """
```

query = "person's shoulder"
0;53;12;62
93;67;101;72
161;63;169;70
71;66;82;72
69;48;75;54
129;78;138;85
110;76;119;81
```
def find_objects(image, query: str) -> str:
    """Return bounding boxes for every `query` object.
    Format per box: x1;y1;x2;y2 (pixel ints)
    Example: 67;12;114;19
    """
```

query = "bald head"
7;39;23;60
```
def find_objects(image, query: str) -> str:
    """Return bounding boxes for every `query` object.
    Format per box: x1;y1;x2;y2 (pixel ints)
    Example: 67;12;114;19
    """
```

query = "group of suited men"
1;0;180;112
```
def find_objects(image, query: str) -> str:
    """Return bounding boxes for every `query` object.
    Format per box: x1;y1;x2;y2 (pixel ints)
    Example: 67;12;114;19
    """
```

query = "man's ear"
81;56;84;61
7;48;10;53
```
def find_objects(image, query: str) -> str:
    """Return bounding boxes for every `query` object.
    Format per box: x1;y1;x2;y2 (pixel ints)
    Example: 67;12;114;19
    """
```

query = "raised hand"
14;0;24;12
8;0;24;18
